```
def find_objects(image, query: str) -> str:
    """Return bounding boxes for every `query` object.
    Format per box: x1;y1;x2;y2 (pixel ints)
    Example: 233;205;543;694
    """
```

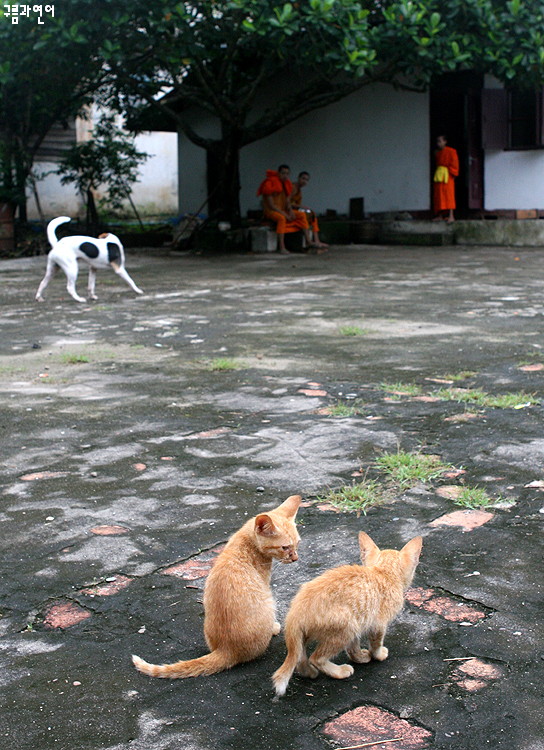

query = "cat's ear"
400;536;423;570
275;495;301;519
358;532;380;566
255;514;278;536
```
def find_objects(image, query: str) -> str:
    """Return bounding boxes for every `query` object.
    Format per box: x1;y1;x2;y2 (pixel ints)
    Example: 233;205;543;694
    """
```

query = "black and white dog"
35;216;143;303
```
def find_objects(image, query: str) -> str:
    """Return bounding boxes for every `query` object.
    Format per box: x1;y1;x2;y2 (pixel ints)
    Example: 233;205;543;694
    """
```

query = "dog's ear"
98;233;109;239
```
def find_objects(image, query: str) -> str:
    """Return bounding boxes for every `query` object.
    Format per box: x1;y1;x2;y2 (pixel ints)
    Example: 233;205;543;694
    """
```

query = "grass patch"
327;400;366;417
453;486;495;509
434;387;539;409
59;353;90;364
376;450;451;488
339;325;368;337
440;370;477;382
207;358;243;371
379;381;423;396
518;350;544;365
317;480;386;515
0;365;24;375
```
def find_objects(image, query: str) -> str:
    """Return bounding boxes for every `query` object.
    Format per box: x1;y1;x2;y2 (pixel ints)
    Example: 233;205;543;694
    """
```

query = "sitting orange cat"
273;531;422;697
133;495;301;679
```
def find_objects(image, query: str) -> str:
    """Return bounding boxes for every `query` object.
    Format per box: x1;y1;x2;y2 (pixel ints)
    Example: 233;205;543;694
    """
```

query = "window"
482;88;544;150
510;89;541;148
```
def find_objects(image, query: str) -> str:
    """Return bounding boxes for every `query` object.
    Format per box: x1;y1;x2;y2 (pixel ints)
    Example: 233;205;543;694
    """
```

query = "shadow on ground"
0;245;543;750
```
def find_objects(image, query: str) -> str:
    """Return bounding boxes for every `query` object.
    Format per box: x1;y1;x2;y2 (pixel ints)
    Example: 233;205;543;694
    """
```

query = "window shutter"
481;89;508;150
540;87;544;146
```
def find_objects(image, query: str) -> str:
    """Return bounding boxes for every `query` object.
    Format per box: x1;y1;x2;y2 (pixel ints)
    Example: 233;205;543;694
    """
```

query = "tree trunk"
205;125;242;226
86;188;100;233
15;157;28;223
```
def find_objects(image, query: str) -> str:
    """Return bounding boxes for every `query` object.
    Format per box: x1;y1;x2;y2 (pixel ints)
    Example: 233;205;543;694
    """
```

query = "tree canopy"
2;0;544;222
0;0;133;216
105;0;544;221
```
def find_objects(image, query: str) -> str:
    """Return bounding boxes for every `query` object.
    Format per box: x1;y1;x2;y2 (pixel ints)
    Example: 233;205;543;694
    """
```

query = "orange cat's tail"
272;623;304;698
132;650;235;679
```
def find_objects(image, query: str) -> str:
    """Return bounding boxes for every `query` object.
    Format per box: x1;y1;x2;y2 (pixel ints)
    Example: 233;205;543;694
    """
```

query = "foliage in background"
57;114;148;229
102;0;544;223
3;0;544;225
0;0;132;218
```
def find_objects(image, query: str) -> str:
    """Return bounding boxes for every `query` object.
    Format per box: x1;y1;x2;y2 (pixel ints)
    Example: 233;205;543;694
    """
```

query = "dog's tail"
272;620;305;698
47;216;71;247
132;649;236;679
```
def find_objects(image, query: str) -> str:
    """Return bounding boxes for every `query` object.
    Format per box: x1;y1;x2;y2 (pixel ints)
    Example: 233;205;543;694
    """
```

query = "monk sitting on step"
291;171;328;250
257;164;316;253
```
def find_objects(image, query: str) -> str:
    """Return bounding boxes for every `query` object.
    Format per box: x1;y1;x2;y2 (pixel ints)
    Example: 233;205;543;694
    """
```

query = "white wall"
28;129;178;221
242;84;429;216
482;74;544;210
485;149;544;210
178;84;430;217
129;131;178;216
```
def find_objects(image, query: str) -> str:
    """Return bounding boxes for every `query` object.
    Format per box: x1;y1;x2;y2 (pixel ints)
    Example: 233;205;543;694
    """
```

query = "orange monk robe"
433;146;459;212
290;184;320;234
257;170;309;235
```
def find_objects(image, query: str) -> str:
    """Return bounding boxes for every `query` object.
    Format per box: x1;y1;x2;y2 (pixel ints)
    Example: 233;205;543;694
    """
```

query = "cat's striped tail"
272;622;305;698
132;649;235;679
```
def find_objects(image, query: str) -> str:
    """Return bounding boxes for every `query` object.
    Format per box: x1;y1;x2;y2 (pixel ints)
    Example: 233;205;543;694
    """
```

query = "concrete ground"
0;245;543;750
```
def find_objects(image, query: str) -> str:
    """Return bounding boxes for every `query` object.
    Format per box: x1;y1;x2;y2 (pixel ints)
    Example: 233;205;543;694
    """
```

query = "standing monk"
257;164;315;253
433;135;459;223
291;171;328;249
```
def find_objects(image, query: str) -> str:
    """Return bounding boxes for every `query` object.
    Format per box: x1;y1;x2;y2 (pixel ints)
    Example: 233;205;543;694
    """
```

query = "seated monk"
291;171;328;249
257;164;316;253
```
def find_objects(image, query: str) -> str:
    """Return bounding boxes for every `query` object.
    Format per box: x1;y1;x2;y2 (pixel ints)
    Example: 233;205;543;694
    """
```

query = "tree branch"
242;76;374;145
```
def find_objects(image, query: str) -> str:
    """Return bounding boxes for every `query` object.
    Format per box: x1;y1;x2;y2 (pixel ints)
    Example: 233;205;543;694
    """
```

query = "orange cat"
273;531;422;697
133;494;301;679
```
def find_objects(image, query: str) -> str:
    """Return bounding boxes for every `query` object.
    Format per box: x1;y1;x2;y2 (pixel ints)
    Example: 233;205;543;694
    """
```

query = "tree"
0;0;133;219
57;114;149;230
104;0;544;225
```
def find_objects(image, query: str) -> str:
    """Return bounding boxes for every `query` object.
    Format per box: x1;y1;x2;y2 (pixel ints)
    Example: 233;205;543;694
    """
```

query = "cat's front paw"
272;622;281;635
372;646;389;661
335;664;355;679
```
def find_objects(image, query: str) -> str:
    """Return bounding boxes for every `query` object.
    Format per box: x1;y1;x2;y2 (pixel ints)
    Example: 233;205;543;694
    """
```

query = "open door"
430;72;484;216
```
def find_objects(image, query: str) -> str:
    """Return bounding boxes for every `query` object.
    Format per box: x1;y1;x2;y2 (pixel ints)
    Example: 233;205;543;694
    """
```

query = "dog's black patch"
107;242;121;264
79;241;100;259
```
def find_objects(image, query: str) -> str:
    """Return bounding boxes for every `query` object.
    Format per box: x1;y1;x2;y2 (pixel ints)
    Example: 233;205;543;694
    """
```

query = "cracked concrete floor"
0;245;543;750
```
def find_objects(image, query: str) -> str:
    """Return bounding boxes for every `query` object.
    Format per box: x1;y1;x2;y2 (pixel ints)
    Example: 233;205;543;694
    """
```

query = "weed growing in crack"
453;486;496;509
518;349;544;365
207;358;243;371
339;325;368;337
59;353;91;364
379;382;423;397
439;370;477;382
376;450;452;488
433;387;539;409
327;400;366;417
318;480;387;515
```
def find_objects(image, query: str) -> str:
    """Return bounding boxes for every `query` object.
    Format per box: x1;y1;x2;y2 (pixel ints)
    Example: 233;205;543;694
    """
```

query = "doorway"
430;72;484;216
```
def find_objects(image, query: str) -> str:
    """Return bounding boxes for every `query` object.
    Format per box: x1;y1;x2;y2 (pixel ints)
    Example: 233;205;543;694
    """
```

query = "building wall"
28;129;178;221
178;84;430;218
482;74;544;211
242;84;429;216
484;150;544;210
